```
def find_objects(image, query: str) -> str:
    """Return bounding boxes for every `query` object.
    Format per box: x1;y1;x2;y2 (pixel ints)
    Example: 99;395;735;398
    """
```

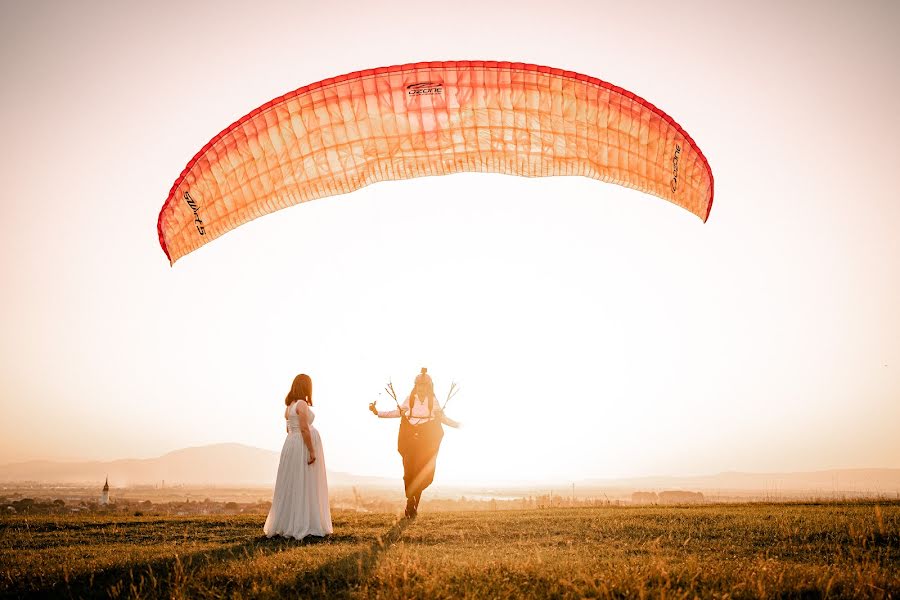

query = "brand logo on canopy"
406;81;443;97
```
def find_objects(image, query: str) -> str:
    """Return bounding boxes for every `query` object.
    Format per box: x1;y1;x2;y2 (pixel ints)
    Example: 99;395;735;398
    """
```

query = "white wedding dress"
264;401;333;539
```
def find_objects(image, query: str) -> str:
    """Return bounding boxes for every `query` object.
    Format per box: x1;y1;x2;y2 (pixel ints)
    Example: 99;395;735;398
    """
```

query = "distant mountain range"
0;443;391;488
2;444;899;495
581;469;900;495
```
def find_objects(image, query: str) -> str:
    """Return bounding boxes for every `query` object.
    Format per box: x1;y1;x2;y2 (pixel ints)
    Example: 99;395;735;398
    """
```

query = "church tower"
99;476;110;505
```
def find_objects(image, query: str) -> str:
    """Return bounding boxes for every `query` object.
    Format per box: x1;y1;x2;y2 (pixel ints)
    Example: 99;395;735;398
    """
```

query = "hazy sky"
1;0;898;484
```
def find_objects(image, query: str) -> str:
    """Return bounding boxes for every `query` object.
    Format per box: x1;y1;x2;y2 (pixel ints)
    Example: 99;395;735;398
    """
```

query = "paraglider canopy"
158;61;713;265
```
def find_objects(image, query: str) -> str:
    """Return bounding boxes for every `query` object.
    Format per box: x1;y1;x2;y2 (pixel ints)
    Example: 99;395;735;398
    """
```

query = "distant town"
0;474;726;517
2;444;898;517
7;479;896;518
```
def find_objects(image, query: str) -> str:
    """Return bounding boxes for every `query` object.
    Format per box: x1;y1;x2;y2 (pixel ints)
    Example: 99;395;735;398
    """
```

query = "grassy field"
2;501;898;599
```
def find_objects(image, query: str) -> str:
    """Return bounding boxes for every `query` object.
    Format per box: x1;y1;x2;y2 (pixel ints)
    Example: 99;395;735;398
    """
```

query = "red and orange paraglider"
158;61;714;264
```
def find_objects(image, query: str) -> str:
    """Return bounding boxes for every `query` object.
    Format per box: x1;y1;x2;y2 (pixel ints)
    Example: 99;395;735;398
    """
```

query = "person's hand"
307;452;317;465
369;402;378;416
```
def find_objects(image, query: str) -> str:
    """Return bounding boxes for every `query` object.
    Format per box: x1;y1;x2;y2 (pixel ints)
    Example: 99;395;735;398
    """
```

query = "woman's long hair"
285;373;313;406
408;367;435;413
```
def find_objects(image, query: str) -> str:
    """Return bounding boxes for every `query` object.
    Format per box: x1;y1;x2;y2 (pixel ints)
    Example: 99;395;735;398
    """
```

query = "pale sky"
1;0;898;485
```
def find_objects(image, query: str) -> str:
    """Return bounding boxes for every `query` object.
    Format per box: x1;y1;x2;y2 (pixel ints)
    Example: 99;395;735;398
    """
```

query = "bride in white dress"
264;373;332;539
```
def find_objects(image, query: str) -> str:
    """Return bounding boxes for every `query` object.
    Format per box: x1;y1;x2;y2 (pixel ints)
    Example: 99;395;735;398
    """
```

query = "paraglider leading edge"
158;60;714;265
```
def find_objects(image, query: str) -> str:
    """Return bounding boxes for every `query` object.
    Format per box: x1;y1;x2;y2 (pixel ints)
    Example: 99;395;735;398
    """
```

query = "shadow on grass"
10;520;410;599
273;517;412;598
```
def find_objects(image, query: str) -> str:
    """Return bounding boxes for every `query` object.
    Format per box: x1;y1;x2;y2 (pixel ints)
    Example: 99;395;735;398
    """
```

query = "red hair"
285;374;313;406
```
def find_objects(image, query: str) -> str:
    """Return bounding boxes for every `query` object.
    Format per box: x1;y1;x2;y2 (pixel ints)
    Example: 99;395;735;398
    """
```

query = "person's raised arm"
296;401;316;464
371;396;408;419
436;407;461;428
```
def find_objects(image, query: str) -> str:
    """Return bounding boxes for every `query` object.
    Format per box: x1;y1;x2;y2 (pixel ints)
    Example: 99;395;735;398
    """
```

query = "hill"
0;443;278;486
0;443;398;489
2;444;899;497
583;468;900;496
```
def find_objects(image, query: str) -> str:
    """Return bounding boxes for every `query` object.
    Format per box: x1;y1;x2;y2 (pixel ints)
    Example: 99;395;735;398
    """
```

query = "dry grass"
2;501;898;598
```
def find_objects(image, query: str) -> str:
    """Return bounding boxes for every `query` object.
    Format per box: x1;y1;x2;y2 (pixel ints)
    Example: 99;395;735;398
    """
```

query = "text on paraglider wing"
407;82;443;97
671;144;682;193
183;191;206;236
